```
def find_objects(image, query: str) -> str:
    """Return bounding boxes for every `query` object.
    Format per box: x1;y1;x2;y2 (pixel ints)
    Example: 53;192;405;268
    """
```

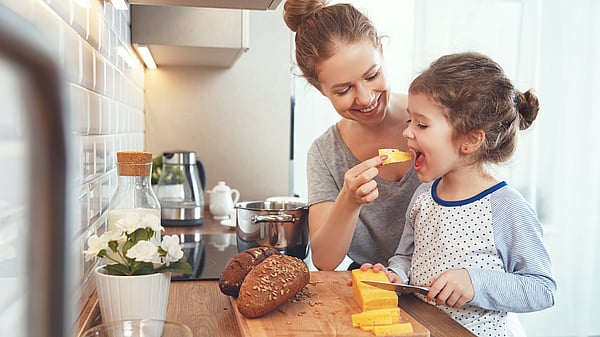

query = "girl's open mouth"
413;151;424;171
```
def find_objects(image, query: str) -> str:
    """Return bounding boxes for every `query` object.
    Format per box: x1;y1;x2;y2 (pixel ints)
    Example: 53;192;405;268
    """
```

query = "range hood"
130;0;284;68
127;0;282;10
132;5;250;67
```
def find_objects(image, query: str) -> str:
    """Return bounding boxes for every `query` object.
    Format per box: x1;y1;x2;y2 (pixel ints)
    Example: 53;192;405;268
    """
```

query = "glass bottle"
108;151;161;241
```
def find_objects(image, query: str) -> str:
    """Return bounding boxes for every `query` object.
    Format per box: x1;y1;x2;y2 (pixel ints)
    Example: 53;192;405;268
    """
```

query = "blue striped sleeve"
468;186;556;312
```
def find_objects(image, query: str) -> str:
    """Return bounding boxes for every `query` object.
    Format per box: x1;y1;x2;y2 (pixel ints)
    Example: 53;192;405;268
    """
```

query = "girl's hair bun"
515;90;539;131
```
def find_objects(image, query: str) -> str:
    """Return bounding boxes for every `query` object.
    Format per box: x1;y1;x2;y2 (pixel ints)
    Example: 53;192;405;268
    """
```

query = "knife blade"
361;280;430;296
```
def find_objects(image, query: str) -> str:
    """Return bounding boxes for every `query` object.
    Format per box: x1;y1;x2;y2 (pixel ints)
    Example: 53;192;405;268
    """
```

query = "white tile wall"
0;0;146;326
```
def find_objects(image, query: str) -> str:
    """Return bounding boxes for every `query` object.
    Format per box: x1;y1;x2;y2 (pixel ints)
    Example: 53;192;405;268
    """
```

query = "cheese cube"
352;269;398;311
352;307;401;327
371;323;414;336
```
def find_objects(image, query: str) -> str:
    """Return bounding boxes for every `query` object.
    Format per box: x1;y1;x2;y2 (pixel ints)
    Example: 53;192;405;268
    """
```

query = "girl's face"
403;93;462;182
316;40;390;126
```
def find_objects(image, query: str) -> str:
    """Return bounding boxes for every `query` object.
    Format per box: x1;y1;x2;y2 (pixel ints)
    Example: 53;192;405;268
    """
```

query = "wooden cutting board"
230;271;430;337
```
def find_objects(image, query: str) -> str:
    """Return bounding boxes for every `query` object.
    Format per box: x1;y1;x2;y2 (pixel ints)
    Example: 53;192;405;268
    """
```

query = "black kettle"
155;151;206;226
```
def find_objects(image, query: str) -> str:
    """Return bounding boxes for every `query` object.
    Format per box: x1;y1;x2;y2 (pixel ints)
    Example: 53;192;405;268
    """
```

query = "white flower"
84;211;191;276
113;212;163;236
161;235;184;266
113;212;144;234
100;230;125;243
83;235;107;261
97;230;127;262
141;213;163;233
126;240;158;262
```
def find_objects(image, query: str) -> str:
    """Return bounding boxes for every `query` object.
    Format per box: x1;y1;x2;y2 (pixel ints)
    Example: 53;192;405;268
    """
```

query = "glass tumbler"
81;319;192;337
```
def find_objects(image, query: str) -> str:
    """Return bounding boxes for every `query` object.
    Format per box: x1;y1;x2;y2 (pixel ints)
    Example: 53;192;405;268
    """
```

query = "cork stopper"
116;151;152;176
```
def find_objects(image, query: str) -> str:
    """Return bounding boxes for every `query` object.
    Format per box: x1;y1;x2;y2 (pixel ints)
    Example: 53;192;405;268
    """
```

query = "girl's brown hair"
409;52;539;164
283;0;381;89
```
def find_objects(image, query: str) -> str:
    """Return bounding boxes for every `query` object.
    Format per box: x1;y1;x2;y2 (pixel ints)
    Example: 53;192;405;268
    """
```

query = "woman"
283;0;421;270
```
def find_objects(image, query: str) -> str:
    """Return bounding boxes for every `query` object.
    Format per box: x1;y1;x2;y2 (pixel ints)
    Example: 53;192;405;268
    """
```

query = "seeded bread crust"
218;247;280;297
236;254;310;318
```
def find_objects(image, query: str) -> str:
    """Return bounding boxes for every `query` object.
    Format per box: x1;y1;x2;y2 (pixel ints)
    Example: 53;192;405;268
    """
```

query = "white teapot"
208;181;240;220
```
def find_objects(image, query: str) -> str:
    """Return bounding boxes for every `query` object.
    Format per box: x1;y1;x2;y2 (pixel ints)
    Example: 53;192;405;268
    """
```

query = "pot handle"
252;214;296;223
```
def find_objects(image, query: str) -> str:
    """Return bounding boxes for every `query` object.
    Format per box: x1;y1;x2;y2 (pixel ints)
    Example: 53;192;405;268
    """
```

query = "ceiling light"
135;45;157;69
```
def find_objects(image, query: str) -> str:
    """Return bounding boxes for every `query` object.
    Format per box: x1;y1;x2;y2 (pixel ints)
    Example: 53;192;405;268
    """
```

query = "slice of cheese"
378;148;411;164
352;307;401;327
352;269;398;311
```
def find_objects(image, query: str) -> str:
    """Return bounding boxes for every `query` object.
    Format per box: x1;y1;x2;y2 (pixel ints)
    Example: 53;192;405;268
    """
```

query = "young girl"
364;52;556;337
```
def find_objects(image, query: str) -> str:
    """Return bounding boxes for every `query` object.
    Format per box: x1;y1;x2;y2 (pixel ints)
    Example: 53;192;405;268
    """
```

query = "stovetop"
171;232;239;281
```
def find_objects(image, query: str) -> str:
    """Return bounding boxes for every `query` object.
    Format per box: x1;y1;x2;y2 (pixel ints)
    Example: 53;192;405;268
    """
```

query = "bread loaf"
218;247;280;297
236;254;310;318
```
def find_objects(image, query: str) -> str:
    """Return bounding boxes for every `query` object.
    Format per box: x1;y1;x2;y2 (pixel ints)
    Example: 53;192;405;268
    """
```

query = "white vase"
94;265;171;323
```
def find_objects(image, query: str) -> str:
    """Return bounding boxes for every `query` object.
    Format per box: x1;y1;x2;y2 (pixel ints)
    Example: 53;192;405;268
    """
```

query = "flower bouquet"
84;212;192;276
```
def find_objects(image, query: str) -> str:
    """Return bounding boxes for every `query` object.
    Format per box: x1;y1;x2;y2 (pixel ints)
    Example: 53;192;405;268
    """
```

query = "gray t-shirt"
307;125;422;266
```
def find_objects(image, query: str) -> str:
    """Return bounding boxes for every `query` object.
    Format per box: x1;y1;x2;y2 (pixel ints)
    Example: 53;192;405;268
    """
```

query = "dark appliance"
171;233;239;281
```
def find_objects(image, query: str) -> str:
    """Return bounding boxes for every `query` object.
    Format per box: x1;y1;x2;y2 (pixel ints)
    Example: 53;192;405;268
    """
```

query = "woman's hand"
341;155;387;204
427;268;474;307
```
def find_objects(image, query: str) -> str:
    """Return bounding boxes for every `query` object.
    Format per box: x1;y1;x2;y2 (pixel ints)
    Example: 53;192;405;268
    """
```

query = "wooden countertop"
78;211;476;337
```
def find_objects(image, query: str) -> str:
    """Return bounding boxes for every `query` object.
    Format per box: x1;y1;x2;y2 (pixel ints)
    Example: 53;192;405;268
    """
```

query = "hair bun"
283;0;327;32
515;90;539;130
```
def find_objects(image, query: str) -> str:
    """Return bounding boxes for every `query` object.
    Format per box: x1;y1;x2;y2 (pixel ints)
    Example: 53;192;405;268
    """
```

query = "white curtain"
293;0;600;336
514;1;600;336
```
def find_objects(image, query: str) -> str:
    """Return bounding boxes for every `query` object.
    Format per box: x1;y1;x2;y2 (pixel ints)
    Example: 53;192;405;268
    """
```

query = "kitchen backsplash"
0;0;145;327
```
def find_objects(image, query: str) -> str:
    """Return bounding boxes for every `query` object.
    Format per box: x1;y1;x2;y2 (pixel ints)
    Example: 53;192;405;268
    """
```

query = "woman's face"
316;40;390;126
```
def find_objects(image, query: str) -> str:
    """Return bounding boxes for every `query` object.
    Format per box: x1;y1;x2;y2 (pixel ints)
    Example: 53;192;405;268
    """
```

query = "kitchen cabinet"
131;5;249;67
127;0;282;10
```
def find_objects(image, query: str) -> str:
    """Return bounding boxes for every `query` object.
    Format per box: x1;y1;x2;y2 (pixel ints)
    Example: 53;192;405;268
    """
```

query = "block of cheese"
352;307;401;327
378;149;411;164
352;269;398;311
371;323;414;336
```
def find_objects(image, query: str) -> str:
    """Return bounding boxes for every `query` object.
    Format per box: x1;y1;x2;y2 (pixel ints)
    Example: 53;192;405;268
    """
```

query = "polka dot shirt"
388;179;555;337
409;181;507;337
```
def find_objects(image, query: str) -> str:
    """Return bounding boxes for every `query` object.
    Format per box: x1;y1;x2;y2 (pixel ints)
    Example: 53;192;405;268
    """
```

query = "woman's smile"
354;93;382;116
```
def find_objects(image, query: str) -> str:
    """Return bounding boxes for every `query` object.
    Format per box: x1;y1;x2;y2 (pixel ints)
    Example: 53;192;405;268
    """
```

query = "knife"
361;280;430;296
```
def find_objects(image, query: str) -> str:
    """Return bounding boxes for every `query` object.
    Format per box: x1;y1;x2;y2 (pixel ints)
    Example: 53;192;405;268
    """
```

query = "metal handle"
252;214;296;223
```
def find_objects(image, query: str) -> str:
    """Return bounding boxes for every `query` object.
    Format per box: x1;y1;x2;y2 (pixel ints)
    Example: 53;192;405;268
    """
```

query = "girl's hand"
341;155;387;204
427;268;474;307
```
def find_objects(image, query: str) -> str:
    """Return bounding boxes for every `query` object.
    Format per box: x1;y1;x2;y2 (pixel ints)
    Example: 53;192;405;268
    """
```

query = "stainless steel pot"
236;201;309;260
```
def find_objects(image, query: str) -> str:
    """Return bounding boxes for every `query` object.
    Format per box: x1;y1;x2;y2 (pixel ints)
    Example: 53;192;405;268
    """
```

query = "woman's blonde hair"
283;0;381;88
